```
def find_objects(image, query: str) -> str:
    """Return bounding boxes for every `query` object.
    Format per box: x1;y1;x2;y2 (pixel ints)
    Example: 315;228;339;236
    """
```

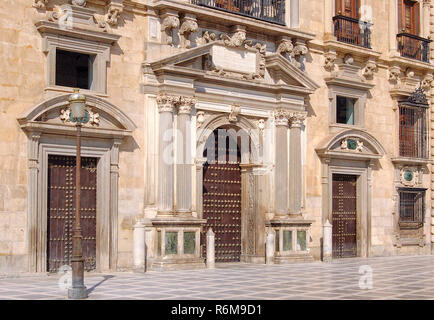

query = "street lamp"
68;89;89;299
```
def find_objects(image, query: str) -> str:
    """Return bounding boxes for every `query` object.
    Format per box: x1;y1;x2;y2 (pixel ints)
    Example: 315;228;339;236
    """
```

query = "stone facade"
0;0;433;273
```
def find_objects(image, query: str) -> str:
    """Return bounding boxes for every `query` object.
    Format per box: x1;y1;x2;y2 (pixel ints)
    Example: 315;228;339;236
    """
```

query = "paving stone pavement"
0;255;433;300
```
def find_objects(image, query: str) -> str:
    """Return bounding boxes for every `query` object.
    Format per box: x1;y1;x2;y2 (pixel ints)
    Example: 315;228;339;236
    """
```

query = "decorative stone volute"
289;112;307;128
274;108;290;127
156;94;178;113
179;14;198;49
33;0;48;9
177;96;197;114
161;11;180;46
276;36;293;59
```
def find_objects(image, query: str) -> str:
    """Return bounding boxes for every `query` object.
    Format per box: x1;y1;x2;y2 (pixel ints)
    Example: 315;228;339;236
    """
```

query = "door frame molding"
327;162;371;258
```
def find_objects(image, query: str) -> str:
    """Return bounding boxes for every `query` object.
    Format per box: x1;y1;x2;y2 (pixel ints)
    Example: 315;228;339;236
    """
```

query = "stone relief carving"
388;66;401;83
340;138;363;152
343;54;354;65
106;3;123;27
33;0;48;9
289;112;307;127
363;61;377;79
324;51;337;71
161;15;180;46
60;107;100;126
291;41;308;70
71;0;86;6
276;37;293;60
274;108;290;126
257;119;265;132
179;16;198;49
156;93;179;112
228;104;241;122
219;26;252;48
177;96;197;114
422;73;433;90
400;166;419;187
196;111;205;128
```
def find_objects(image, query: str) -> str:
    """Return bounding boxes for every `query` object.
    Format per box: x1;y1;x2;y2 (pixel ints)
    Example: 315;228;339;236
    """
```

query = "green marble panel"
165;231;178;255
184;232;196;254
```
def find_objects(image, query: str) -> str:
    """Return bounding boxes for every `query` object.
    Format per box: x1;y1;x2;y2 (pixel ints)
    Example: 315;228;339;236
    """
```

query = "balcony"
191;0;285;25
333;15;371;49
397;33;431;63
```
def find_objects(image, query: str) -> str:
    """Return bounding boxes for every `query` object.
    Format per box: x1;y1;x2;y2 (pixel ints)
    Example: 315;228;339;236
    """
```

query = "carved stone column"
274;109;290;216
289;112;306;214
109;138;122;271
27;131;41;272
157;94;177;214
176;96;196;213
195;157;207;218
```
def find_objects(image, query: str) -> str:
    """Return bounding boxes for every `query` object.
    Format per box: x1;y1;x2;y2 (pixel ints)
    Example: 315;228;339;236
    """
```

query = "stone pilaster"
110;138;122;271
176;96;196;213
289;112;307;214
274;109;290;216
157;94;177;214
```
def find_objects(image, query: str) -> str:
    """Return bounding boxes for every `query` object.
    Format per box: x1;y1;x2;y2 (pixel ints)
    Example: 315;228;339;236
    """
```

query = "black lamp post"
68;89;89;299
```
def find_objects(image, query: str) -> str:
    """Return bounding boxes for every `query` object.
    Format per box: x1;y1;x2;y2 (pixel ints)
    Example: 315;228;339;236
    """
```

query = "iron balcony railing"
333;15;371;48
397;33;431;63
191;0;285;25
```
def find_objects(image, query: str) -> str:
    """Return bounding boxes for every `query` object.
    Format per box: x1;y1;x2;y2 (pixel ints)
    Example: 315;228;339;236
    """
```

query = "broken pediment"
147;42;319;94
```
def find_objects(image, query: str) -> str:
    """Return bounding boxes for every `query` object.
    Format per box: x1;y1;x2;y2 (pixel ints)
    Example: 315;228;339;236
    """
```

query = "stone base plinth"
240;254;265;264
274;253;314;264
151;257;205;271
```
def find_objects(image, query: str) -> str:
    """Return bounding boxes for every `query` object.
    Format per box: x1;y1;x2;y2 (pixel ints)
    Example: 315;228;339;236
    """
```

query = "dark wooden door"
47;155;97;272
202;128;242;262
332;174;357;258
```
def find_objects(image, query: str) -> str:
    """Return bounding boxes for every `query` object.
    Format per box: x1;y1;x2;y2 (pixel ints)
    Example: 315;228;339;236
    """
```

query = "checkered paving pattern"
1;255;434;300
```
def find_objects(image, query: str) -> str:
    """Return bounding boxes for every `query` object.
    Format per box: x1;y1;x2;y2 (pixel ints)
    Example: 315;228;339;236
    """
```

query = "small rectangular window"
336;96;356;125
399;189;425;227
55;49;94;90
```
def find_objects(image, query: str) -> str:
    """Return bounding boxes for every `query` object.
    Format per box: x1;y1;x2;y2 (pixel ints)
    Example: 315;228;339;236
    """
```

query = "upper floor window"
398;0;420;35
56;50;94;90
333;0;371;48
399;104;428;158
336;96;356;125
336;0;359;18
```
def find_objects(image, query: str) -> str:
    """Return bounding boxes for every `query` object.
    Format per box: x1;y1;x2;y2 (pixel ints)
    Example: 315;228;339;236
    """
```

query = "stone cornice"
35;21;120;44
149;0;315;41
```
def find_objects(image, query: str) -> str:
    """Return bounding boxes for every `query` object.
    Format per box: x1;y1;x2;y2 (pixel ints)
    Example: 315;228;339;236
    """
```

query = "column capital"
289;112;307;128
177;96;197;114
274;108;290;127
156;94;178;113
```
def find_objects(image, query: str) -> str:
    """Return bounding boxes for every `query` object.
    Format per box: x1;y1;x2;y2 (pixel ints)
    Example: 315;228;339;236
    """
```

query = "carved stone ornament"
422;73;433;90
257;119;265;131
179;15;198;49
343;54;354;65
161;15;180;46
156;94;178;113
196;111;205;128
276;37;293;59
33;0;48;9
60;107;99;126
196;31;217;46
219;26;252;48
106;3;123;27
388;66;401;83
289;112;307;128
228;104;241;122
324;51;337;71
274;108;290;126
177;96;197;114
340;138;363;152
400;167;419;187
71;0;86;6
291;41;308;70
363;61;377;79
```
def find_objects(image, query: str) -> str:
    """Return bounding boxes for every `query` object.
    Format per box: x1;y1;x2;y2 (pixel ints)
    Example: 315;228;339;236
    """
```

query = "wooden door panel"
332;174;357;258
47;155;97;272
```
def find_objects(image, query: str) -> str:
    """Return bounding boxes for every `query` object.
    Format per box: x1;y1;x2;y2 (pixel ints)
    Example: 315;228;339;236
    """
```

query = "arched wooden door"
202;127;242;262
